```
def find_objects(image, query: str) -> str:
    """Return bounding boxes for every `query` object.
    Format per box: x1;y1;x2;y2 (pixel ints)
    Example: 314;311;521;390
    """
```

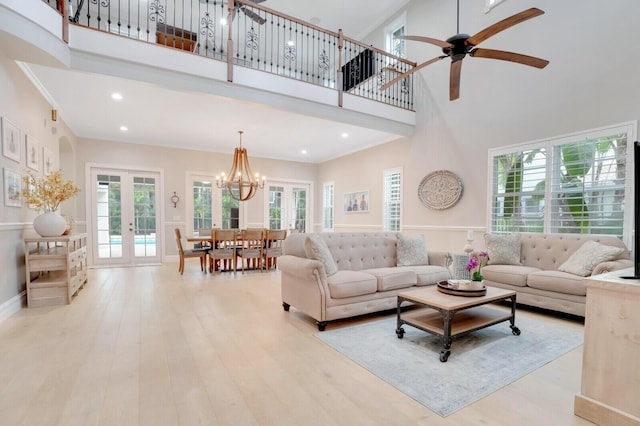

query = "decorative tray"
437;280;487;297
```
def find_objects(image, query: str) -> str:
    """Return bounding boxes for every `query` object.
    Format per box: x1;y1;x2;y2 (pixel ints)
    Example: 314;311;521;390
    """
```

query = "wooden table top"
398;286;516;310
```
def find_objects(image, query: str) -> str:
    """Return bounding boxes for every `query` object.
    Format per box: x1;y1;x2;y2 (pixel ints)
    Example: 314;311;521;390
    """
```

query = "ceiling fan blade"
398;35;453;49
240;6;266;24
450;60;462;101
379;56;446;91
470;48;549;69
466;7;544;46
250;0;267;3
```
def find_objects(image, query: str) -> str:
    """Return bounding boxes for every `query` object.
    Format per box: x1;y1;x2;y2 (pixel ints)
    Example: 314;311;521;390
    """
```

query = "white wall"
317;0;640;253
0;50;78;308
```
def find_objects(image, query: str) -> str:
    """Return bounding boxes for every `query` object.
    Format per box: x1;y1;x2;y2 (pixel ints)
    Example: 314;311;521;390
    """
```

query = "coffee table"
396;286;520;362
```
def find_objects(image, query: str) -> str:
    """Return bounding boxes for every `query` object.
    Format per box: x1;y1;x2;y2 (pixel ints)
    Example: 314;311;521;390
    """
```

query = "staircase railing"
47;0;416;110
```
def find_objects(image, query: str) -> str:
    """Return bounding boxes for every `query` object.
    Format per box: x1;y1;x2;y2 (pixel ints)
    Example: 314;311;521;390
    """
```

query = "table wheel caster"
440;349;451;362
511;325;521;336
396;327;405;339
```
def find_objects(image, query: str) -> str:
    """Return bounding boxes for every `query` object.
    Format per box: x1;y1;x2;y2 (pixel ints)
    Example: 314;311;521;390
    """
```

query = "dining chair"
263;229;287;270
174;228;207;275
209;229;238;273
237;229;265;273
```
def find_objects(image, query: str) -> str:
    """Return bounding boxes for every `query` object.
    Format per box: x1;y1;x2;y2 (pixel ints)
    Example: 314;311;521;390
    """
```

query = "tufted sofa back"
283;232;400;271
519;233;630;270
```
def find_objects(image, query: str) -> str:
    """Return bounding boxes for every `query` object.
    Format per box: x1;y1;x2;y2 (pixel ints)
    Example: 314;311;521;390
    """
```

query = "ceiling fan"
380;3;549;101
229;0;268;25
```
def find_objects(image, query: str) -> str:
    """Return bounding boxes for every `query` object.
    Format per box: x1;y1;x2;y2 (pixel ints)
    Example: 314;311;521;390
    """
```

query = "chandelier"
216;131;265;201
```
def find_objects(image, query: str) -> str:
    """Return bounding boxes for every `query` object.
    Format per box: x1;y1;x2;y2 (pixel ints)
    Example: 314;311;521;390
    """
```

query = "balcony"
1;0;417;159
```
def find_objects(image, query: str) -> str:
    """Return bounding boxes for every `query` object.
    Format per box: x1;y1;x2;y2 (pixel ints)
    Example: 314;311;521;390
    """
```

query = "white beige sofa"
278;232;451;330
480;233;633;317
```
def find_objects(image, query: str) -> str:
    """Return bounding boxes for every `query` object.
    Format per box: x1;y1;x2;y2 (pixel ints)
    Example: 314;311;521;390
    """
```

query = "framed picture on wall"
3;168;22;207
343;190;369;213
1;117;21;163
43;146;53;175
26;134;40;171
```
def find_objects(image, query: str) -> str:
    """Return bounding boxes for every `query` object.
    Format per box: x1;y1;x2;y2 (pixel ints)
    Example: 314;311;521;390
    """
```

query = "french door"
89;167;161;266
266;182;310;232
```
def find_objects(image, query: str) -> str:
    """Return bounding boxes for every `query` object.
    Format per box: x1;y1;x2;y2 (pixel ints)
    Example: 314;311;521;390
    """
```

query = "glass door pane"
269;185;285;229
132;176;157;259
290;186;307;233
96;174;123;260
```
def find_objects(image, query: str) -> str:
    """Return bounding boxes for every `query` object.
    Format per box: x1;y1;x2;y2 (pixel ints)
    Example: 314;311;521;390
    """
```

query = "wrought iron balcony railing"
43;0;416;110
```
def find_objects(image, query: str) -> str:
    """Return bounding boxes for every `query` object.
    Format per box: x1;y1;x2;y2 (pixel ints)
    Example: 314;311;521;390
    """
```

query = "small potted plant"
22;170;80;237
467;251;489;283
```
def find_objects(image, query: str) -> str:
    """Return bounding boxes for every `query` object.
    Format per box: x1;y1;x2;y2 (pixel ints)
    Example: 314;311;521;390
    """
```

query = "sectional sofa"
278;232;451;330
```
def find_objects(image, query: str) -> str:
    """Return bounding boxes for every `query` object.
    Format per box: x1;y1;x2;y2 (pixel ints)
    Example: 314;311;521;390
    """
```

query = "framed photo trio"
343;190;369;213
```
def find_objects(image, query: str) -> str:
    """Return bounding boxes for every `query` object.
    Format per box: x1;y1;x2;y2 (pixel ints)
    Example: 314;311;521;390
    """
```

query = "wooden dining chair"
208;229;237;273
263;229;287;270
237;229;265;273
174;228;207;275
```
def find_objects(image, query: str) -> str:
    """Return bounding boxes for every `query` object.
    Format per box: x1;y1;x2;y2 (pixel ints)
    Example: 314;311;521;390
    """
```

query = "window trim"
485;0;507;13
384;12;407;59
487;121;637;247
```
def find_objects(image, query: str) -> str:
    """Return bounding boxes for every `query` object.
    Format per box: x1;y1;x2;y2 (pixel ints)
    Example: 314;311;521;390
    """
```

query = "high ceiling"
22;0;411;163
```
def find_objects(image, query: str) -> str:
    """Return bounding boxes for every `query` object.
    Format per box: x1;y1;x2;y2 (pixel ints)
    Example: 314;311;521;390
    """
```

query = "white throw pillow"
485;233;522;265
397;234;429;266
304;234;338;276
557;240;624;277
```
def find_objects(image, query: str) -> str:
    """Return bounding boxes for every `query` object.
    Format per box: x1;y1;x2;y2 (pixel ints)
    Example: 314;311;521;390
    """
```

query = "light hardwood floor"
0;263;593;425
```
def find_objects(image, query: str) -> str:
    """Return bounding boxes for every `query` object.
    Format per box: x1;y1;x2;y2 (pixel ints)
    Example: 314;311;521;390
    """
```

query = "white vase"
33;212;67;237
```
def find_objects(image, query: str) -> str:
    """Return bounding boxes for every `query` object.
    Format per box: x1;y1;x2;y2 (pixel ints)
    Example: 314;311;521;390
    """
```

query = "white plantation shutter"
384;168;402;231
549;135;627;235
489;122;634;241
323;182;334;231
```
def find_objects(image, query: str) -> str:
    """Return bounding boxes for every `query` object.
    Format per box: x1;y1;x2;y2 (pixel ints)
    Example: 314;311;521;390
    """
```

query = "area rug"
315;313;583;417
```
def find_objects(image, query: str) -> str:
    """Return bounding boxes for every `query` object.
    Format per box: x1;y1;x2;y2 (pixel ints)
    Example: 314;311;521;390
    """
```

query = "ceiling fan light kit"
381;6;549;101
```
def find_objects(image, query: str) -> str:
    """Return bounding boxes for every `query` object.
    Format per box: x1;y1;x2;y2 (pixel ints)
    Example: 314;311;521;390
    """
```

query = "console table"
574;268;640;424
24;233;88;307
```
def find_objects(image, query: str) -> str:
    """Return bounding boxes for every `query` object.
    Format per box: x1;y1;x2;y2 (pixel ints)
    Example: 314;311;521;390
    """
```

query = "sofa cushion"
481;265;541;287
304;234;338;276
397;234;429;266
398;265;451;286
557;240;624;277
327;271;378;298
485;233;522;265
526;270;588;296
362;267;416;291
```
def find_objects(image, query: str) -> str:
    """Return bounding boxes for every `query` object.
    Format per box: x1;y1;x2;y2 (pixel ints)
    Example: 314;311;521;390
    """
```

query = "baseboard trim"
0;291;26;323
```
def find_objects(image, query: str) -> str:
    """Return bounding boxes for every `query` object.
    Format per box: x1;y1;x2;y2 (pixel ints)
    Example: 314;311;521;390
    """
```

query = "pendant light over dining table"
216;131;265;201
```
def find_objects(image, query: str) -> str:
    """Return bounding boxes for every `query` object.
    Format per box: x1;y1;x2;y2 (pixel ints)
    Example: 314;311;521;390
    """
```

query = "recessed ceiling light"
341;132;349;138
111;93;123;100
220;17;227;26
120;126;128;131
287;40;295;47
301;149;307;155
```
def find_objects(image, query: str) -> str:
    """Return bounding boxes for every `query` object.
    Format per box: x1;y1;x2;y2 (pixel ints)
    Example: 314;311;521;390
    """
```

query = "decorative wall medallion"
418;170;463;210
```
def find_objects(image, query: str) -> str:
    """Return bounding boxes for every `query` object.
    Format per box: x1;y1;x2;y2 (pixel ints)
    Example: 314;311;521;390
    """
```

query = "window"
187;172;245;234
485;0;507;13
383;168;402;231
192;179;213;234
385;13;407;58
322;182;334;231
489;122;636;243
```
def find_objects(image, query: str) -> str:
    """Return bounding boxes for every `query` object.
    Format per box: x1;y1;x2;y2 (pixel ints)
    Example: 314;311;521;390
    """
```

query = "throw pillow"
557;240;624;277
397;234;429;266
304;234;338;276
485;233;522;265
